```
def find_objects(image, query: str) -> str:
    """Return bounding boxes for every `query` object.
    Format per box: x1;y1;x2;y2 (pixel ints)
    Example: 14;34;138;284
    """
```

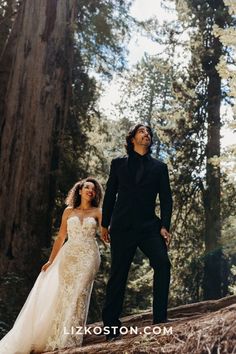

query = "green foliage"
77;0;133;76
117;54;174;124
53;0;133;216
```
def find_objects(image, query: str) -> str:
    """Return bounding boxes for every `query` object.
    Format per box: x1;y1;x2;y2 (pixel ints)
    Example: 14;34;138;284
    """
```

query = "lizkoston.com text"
63;325;173;336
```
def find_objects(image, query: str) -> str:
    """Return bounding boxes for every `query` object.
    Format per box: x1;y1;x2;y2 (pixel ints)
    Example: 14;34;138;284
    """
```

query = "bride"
0;177;103;353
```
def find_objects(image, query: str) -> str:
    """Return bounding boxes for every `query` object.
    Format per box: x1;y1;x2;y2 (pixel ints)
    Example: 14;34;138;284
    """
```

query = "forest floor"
43;295;236;354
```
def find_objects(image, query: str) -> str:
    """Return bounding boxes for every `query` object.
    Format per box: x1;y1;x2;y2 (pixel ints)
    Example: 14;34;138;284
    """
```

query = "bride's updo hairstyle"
65;177;103;208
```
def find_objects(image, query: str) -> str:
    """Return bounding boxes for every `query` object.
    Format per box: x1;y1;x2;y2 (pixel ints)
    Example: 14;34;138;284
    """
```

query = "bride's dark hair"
65;177;103;208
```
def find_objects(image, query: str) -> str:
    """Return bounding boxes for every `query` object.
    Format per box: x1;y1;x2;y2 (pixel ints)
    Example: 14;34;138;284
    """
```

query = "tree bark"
203;36;222;299
0;0;77;278
0;0;18;126
202;4;229;299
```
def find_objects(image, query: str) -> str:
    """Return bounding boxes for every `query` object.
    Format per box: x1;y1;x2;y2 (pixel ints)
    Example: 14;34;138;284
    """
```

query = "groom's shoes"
95;326;121;341
106;332;121;342
105;325;122;342
153;318;174;324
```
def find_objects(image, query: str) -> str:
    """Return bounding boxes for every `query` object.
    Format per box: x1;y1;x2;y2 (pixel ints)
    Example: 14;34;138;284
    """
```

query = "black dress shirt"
128;150;151;184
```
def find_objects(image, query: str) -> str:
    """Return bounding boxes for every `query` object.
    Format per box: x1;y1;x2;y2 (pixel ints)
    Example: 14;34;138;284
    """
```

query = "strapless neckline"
67;215;97;227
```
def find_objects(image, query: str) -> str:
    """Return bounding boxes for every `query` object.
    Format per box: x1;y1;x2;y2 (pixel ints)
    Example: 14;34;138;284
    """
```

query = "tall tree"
213;0;236;296
0;0;77;278
181;0;233;299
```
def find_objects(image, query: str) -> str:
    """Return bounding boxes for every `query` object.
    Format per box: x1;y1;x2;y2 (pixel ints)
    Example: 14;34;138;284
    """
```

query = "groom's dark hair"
125;123;153;155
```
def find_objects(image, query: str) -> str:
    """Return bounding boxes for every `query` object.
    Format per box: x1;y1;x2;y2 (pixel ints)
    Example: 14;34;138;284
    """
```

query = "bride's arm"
97;208;107;248
41;207;71;272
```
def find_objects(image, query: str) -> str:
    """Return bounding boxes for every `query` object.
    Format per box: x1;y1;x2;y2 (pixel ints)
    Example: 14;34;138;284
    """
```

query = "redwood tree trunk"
0;0;18;125
0;0;77;278
203;33;226;299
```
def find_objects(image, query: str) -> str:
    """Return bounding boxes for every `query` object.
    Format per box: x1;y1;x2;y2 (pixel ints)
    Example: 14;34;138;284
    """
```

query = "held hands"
160;227;171;247
41;261;52;272
101;226;171;246
101;226;110;244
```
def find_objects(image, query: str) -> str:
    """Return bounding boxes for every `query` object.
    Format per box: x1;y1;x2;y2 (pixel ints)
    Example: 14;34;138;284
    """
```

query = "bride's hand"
101;226;110;243
41;261;52;272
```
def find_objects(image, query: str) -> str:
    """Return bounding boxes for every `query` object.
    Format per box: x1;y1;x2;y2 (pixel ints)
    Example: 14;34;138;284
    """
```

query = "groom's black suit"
102;150;173;327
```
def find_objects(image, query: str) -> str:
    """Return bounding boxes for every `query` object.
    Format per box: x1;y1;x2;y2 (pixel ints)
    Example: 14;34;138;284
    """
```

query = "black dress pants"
102;231;171;327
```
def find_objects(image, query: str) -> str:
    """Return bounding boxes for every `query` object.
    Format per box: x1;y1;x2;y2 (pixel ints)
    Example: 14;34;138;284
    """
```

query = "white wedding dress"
0;216;100;354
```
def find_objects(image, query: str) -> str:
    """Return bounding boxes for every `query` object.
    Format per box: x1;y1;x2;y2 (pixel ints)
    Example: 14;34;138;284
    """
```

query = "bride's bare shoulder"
94;206;102;213
93;207;102;220
63;206;74;217
65;206;74;211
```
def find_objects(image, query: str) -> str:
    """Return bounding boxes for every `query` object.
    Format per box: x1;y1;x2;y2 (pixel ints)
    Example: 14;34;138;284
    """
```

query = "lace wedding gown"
0;216;100;354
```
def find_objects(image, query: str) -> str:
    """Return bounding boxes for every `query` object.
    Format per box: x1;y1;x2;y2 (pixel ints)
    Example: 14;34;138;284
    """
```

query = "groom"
101;123;173;340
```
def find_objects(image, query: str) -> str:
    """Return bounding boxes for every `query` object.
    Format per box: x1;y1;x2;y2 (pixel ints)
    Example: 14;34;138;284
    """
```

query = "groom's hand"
160;227;171;247
101;226;110;243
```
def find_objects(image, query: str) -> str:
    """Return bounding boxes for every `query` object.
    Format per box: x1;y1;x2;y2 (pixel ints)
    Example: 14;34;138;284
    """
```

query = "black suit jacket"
102;155;173;236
